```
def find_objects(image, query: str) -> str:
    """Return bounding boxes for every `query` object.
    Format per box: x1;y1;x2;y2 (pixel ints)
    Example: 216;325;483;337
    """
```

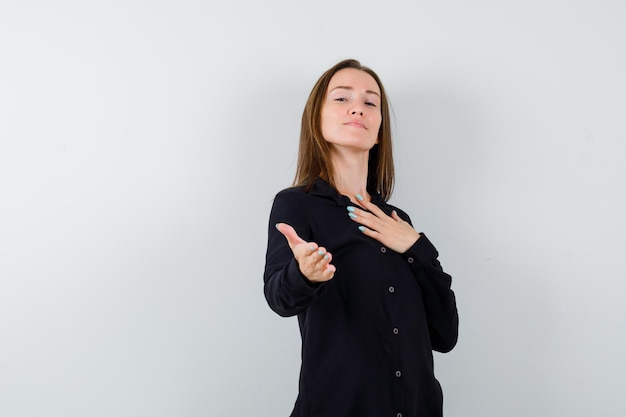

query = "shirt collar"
309;177;386;208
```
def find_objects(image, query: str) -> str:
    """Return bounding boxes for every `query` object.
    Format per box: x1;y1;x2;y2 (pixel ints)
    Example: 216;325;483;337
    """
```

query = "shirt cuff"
402;233;439;267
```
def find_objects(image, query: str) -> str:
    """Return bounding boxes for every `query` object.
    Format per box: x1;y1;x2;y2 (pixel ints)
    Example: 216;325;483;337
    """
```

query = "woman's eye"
366;102;377;107
335;97;348;102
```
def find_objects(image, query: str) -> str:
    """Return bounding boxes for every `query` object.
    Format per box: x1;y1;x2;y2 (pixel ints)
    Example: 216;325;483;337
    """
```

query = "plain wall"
1;0;625;416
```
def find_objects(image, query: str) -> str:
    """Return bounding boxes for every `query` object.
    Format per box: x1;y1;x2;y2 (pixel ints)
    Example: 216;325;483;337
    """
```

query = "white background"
1;1;625;416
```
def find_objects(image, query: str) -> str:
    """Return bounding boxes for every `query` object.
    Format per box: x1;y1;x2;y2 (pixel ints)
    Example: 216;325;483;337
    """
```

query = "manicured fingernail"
324;254;329;260
318;249;325;256
358;226;366;232
347;206;356;213
356;194;364;201
309;245;316;251
348;212;357;219
275;223;280;230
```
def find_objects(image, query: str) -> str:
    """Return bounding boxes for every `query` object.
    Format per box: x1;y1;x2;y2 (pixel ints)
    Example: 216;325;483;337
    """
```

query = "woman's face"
320;68;382;152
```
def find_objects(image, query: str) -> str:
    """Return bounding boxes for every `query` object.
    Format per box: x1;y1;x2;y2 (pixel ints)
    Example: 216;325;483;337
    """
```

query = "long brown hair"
294;59;395;201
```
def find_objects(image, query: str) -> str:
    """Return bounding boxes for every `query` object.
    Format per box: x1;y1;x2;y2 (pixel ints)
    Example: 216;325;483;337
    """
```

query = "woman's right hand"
275;223;336;282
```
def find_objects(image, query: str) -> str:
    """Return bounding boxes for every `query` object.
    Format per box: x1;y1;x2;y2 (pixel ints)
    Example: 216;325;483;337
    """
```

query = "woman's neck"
330;149;370;202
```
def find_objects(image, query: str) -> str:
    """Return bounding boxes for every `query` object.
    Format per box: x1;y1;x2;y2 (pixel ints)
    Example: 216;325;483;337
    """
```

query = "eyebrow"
329;86;381;97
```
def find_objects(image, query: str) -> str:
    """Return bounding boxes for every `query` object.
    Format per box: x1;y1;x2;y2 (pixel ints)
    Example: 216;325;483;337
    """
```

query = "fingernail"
356;194;364;201
309;245;316;251
358;226;366;232
324;254;329;260
275;223;280;230
318;249;325;256
348;213;357;219
347;206;356;213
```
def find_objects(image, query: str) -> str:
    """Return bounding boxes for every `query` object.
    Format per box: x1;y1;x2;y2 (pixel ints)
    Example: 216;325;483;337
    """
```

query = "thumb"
275;223;306;248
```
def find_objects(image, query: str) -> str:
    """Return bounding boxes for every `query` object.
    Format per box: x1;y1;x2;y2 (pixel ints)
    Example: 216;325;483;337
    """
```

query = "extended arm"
263;193;334;317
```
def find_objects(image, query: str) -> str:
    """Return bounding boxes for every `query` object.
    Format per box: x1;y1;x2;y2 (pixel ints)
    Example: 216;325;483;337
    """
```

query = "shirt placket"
380;243;405;417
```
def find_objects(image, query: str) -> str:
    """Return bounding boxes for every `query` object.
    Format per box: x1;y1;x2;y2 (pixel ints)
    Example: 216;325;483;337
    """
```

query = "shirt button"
388;286;395;293
395;370;402;377
407;257;414;263
380;246;387;253
393;327;399;335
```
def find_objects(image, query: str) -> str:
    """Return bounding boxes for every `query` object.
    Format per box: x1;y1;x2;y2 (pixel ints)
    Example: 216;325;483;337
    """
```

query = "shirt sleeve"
403;233;459;353
263;190;327;317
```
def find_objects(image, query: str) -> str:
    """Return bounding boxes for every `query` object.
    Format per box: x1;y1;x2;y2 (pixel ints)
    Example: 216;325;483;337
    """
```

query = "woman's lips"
344;121;366;129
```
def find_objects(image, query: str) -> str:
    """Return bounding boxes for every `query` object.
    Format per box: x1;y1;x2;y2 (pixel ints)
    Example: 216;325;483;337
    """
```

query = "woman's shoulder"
269;185;316;218
274;184;308;198
271;184;310;206
272;178;339;207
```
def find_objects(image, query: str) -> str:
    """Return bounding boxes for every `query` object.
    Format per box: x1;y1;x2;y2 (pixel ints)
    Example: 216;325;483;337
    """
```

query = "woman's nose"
350;109;364;116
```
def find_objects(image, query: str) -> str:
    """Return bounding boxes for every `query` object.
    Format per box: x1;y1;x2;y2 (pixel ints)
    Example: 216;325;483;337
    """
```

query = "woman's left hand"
347;197;421;253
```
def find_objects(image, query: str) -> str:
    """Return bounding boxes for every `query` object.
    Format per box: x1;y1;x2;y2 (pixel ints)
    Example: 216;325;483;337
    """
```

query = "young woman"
264;59;459;417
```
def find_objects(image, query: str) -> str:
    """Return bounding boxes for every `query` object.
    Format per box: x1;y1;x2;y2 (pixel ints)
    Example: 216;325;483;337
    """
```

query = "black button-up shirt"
264;178;458;417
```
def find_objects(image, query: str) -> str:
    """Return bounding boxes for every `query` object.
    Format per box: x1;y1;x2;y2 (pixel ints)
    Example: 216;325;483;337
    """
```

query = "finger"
316;247;333;266
302;247;336;282
324;264;336;280
347;207;380;232
354;196;387;218
391;210;402;222
298;245;327;266
347;205;376;223
275;223;306;248
294;242;320;264
357;224;380;240
319;252;336;279
310;246;331;267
